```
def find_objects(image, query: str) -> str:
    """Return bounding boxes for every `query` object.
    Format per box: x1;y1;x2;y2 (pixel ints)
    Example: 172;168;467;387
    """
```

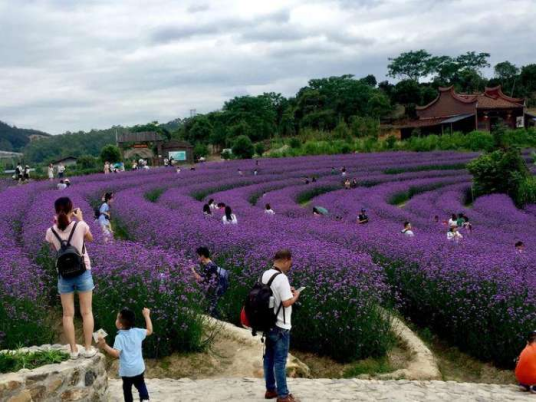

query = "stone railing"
0;344;108;401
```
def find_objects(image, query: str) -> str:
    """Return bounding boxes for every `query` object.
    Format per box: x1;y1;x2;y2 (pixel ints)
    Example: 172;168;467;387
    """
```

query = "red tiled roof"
416;85;524;115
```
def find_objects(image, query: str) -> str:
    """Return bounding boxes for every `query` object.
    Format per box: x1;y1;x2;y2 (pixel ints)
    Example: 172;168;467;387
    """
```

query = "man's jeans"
264;326;290;398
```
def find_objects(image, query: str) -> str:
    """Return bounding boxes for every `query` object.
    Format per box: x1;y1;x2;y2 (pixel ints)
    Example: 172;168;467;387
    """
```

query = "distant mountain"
0;121;50;152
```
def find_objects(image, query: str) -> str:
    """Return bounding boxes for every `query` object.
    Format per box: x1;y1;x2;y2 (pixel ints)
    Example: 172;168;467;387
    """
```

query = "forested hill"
0;121;50;152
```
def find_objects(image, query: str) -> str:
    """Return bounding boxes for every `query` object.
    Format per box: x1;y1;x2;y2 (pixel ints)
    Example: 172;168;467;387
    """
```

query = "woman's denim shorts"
58;270;95;295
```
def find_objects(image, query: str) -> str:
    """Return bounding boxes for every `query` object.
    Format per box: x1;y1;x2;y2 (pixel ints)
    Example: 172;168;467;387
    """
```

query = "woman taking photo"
45;197;96;359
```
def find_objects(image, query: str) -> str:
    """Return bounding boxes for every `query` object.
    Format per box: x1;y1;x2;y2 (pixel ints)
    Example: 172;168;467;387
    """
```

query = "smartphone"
297;286;306;293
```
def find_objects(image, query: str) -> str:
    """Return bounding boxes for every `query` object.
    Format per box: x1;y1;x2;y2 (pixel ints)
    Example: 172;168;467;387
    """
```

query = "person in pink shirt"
45;197;96;359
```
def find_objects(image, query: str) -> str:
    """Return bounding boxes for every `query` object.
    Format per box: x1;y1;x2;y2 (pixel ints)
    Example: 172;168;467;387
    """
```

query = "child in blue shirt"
98;307;153;402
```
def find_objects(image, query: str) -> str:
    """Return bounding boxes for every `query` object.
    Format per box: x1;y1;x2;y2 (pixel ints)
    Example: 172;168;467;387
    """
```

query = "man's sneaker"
82;346;97;358
265;390;278;399
277;394;298;402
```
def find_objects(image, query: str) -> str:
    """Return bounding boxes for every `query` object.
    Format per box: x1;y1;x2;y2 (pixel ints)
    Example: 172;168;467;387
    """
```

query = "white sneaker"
82;346;97;358
70;348;80;360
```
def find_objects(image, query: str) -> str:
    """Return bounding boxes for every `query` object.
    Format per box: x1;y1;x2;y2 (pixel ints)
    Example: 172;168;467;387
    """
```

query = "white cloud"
0;0;534;133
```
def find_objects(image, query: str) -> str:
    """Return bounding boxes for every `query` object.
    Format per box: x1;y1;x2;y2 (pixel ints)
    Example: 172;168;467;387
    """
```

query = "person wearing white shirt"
208;199;217;210
57;180;67;190
265;204;275;215
222;206;238;225
401;221;414;237
448;213;458;228
447;226;463;242
261;249;300;402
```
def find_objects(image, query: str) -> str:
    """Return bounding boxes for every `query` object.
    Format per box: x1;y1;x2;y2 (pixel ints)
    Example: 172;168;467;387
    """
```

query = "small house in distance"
51;156;78;167
161;140;194;164
117;132;193;165
384;86;527;139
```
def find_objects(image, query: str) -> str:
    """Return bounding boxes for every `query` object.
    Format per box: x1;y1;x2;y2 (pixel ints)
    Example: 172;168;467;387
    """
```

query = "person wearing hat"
516;331;536;393
357;209;369;224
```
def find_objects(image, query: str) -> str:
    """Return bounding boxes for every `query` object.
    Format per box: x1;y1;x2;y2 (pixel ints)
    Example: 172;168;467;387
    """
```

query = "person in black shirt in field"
192;247;221;317
357;209;369;224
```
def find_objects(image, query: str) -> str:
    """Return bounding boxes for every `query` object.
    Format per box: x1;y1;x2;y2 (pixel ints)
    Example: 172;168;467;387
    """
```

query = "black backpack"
244;271;283;336
51;222;87;279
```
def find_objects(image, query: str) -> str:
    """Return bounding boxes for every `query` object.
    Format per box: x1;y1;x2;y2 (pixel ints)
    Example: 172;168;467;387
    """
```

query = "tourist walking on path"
48;163;54;181
97;308;153;402
45;197;96;360
262;249;300;402
104;161;111;174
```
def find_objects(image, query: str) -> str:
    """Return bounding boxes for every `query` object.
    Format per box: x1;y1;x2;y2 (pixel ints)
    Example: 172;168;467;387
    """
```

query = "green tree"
188;116;213;144
367;93;392;119
193;143;209;159
495;61;519;82
387;50;436;82
100;144;122;163
223;95;277;142
76;155;99;169
231;135;255;159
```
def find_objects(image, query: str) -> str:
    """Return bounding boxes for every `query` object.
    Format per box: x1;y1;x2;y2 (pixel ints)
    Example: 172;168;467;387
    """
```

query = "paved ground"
109;378;535;401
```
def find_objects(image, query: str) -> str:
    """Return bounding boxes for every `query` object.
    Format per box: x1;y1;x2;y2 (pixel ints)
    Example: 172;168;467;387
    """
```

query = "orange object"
516;344;536;385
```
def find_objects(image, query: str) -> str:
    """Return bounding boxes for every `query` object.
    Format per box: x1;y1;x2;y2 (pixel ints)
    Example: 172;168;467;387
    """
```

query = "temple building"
386;86;528;139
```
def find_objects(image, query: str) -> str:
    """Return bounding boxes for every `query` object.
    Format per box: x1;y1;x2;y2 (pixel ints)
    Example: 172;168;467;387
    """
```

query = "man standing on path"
262;249;300;402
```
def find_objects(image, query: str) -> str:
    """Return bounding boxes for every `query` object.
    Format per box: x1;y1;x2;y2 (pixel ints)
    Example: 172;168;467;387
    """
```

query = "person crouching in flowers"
265;203;275;215
447;226;463;242
516;331;536;393
401;221;414;237
98;308;153;402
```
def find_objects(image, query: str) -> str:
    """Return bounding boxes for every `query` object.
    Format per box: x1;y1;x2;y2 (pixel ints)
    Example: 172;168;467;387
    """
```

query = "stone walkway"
109;378;535;401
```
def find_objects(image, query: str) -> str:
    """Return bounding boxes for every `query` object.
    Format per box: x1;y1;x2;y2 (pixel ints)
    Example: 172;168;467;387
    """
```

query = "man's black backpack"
51;222;87;279
244;271;283;336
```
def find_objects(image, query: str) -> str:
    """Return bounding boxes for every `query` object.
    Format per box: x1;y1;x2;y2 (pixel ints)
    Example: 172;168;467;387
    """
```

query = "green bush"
289;137;301;149
468;148;532;206
231;135;255;159
255;143;265;156
77;155;99;169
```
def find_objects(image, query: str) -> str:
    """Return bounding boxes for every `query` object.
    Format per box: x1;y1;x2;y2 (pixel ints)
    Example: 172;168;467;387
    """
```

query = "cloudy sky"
1;0;535;134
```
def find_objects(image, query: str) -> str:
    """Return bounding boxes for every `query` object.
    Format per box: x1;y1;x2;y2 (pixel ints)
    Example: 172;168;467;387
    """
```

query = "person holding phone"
262;249;300;402
45;197;95;360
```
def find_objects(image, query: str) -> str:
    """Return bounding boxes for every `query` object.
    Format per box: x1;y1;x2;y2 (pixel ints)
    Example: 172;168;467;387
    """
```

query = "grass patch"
383;163;467;175
145;188;165;203
296;185;339;206
388;183;447;206
411;325;516;384
343;355;393;378
0;349;69;374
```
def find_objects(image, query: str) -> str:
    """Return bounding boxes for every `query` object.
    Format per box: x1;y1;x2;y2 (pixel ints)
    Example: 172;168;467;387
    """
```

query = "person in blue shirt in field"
97;307;153;402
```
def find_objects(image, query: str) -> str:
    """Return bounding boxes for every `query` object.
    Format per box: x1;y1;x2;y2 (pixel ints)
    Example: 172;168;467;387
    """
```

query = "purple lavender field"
2;151;535;366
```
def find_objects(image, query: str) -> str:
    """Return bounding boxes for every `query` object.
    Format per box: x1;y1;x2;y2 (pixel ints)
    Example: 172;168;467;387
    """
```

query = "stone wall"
0;344;108;402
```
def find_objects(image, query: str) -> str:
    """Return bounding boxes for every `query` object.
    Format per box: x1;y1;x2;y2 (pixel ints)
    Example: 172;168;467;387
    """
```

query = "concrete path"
109;378;534;401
